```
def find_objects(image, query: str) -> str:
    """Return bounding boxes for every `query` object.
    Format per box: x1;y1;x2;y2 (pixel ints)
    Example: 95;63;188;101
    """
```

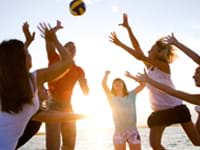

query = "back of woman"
0;72;39;149
0;40;40;149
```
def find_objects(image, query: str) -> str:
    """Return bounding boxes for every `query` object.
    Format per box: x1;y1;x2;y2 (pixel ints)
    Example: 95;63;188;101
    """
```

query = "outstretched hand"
125;70;146;84
109;32;122;46
37;20;62;39
164;33;178;45
135;69;148;83
124;71;139;82
119;13;129;28
124;71;132;78
37;22;58;43
52;20;63;32
23;22;35;48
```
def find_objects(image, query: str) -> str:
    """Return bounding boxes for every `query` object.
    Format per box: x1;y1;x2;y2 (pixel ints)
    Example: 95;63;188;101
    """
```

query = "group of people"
1;13;200;150
0;21;89;150
107;13;200;150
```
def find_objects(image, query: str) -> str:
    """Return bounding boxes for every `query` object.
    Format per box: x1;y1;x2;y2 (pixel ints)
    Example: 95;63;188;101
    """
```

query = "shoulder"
73;63;83;70
72;64;85;74
129;90;136;96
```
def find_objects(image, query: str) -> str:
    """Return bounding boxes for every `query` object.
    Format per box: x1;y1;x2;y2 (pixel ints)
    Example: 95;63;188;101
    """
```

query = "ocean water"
18;126;200;150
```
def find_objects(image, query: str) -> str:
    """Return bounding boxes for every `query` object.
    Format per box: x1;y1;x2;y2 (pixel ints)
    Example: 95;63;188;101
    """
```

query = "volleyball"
69;0;86;16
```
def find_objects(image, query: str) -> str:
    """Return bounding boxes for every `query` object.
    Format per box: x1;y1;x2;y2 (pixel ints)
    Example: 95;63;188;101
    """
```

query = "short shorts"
148;104;191;127
113;128;141;145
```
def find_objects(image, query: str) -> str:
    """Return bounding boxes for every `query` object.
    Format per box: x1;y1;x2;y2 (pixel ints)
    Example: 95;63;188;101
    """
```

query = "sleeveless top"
147;67;182;111
0;72;40;150
110;90;137;133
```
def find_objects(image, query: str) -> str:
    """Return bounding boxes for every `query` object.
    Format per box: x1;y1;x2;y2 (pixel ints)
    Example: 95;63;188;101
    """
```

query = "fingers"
51;20;63;32
37;22;51;38
124;71;130;76
108;32;115;42
32;32;36;39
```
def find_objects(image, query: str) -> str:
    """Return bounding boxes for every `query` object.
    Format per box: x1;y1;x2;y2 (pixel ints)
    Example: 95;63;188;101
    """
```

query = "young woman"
135;67;200;133
39;21;90;150
0;22;73;149
109;13;200;149
102;70;145;150
164;33;200;112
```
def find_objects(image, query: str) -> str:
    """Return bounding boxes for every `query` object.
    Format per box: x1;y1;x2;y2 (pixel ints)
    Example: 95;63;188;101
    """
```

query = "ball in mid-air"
69;0;86;16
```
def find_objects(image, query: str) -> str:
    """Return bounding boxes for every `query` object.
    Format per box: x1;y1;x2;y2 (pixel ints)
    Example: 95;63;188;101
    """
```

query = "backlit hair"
154;38;176;63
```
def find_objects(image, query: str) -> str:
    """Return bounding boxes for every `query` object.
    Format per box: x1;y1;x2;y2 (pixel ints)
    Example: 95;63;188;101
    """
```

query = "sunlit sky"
1;0;200;130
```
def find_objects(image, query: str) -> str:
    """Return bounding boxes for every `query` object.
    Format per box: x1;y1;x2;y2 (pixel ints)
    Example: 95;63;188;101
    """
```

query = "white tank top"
147;67;182;111
0;72;40;150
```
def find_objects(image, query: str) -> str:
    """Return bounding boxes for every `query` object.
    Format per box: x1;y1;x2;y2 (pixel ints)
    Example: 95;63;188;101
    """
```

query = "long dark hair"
0;39;33;114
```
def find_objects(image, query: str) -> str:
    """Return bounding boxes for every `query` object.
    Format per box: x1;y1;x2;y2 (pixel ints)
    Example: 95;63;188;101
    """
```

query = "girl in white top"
147;67;182;111
109;13;200;149
0;22;73;150
102;71;145;150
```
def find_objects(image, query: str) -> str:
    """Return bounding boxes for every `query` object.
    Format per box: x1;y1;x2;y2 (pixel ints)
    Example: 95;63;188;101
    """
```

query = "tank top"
147;67;182;111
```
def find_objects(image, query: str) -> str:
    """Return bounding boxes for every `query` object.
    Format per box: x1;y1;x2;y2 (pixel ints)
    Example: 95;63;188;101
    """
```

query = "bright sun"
72;89;114;129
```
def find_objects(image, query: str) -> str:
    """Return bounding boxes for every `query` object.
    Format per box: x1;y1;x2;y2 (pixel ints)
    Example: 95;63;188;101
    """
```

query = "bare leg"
45;123;61;150
181;121;200;146
128;143;141;150
114;144;126;150
16;120;41;149
61;121;76;150
149;125;166;150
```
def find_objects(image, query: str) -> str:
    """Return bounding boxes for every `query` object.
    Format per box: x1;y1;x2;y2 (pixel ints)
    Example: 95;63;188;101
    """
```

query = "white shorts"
113;128;141;145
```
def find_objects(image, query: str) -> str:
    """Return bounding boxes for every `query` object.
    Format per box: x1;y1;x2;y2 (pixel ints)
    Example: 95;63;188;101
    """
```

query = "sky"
1;0;200;130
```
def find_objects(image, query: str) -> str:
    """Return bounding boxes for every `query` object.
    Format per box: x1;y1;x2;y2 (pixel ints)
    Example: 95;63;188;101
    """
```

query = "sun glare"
72;89;114;129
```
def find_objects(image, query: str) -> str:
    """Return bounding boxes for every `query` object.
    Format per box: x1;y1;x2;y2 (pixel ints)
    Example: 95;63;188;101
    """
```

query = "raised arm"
119;13;144;55
102;71;113;103
22;22;35;50
109;32;146;61
38;20;63;60
165;33;200;65
36;23;73;86
109;32;169;72
124;71;145;94
136;70;200;105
